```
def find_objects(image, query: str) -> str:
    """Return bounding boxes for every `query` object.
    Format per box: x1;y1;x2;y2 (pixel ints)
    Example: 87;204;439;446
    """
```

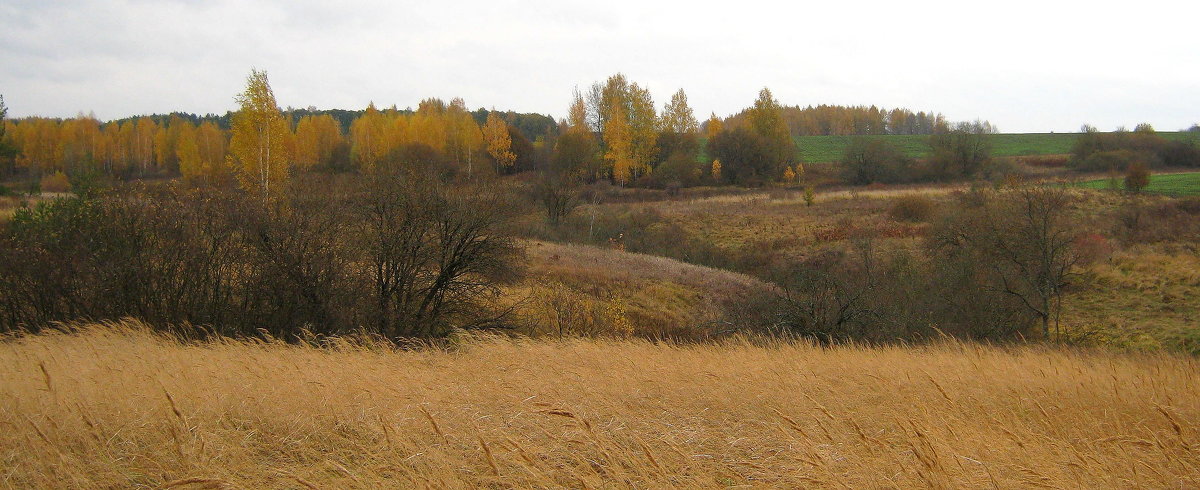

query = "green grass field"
1074;172;1200;197
795;132;1197;163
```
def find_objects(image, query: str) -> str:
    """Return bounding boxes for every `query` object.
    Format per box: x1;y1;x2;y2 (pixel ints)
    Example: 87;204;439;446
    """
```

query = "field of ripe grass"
2;324;1197;488
1073;171;1200;197
795;132;1196;163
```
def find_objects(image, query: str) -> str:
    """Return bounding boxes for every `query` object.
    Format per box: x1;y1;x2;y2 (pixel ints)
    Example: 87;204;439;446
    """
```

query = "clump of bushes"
39;171;71;193
1069;127;1199;171
888;194;937;222
1074;149;1159;172
0;171;524;341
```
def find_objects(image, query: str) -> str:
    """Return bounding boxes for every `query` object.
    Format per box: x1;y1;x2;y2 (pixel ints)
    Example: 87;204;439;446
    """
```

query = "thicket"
0;166;523;340
1070;126;1200;171
836;122;1017;185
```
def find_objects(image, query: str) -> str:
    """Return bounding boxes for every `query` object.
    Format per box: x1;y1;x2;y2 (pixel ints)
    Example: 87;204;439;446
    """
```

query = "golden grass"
1064;245;1200;351
3;323;1198;488
511;241;772;337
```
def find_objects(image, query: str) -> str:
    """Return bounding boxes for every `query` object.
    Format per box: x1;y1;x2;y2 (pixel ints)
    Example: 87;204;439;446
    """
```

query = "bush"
840;138;913;185
1070;129;1188;170
927;121;995;180
39;172;71;193
1159;141;1200;167
706;127;777;186
1072;149;1159;172
1124;163;1150;193
888;194;937;222
0;174;524;340
651;151;702;188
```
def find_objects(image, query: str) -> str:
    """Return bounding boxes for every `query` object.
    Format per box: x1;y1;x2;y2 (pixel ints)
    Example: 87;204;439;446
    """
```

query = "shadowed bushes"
0;171;523;341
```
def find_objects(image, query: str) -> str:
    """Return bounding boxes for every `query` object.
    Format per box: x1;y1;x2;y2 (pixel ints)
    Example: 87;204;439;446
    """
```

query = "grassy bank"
1073;171;1200;197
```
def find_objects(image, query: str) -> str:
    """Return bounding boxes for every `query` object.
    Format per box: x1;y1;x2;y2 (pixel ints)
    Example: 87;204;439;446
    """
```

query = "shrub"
888;194;937;222
0;174;525;340
1159;141;1200;167
1072;149;1160;172
840;138;913;185
39;172;71;193
1124;163;1150;193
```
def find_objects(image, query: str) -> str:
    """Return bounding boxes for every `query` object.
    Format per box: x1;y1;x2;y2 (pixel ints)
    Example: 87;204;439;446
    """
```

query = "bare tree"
359;166;522;338
935;185;1082;340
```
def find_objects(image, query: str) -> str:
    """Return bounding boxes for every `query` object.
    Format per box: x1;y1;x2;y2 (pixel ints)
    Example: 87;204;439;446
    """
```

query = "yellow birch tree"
705;113;724;141
350;103;389;172
482;112;515;170
604;102;636;184
227;69;291;201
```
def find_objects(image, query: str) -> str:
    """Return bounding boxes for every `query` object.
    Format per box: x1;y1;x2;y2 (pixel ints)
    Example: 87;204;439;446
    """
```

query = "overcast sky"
2;0;1197;133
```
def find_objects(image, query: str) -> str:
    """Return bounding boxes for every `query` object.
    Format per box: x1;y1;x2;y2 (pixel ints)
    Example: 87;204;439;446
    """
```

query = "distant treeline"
0;99;559;183
105;107;558;141
725;105;952;137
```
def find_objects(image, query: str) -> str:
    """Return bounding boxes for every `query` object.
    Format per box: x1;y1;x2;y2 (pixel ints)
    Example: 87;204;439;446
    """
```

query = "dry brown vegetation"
1064;245;1200;351
510;240;770;338
3;323;1198;488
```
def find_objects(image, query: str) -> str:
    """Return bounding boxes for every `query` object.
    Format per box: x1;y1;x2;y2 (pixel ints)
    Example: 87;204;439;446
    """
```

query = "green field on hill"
1073;171;1200;197
795;132;1197;163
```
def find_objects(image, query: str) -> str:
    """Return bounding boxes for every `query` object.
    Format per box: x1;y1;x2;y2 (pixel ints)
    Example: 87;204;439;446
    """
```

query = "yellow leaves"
604;102;636;184
568;88;589;134
604;298;634;338
176;121;202;180
783;165;797;183
483;112;515;170
295;114;343;169
661;89;698;135
592;74;657;185
348;99;485;174
350;103;390;172
177;120;231;185
445;98;483;171
227;69;292;201
705;114;725;142
131;116;158;171
748;87;792;163
711;159;722;182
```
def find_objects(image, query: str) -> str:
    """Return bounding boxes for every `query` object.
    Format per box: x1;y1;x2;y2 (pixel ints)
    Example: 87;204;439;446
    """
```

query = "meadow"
1073;171;1200;197
794;132;1197;163
2;323;1197;488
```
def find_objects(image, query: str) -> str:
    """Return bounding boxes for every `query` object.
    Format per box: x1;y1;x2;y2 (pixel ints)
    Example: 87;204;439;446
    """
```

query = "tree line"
0;71;527;338
0;91;556;188
1;72;991;195
725;104;949;137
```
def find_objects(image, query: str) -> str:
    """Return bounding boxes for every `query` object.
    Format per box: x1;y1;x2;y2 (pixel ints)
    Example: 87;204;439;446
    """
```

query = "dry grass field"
2;323;1198;488
1063;245;1200;352
511;240;772;338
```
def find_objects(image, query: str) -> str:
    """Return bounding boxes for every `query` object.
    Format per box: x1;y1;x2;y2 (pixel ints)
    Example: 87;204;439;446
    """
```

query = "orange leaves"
483;112;515;170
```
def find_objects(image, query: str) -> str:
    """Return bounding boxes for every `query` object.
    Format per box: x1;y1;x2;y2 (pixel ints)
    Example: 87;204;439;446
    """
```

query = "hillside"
2;324;1196;488
796;132;1198;163
510;240;773;338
